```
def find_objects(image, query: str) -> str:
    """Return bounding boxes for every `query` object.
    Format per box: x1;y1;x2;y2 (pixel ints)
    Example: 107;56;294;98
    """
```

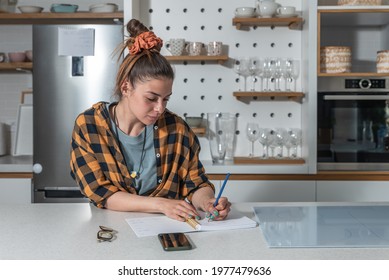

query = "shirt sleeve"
69;113;131;208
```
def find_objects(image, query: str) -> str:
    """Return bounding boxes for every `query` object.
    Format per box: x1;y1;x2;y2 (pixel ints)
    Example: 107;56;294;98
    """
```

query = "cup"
207;113;236;164
235;7;255;17
276;6;296;16
207;41;222;56
167;38;185;56
185;42;203;56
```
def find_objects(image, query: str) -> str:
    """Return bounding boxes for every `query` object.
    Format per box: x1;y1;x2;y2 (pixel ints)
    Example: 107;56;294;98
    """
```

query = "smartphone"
158;233;192;251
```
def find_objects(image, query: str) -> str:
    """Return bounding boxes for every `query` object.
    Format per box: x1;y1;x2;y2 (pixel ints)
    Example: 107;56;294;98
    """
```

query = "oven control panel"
345;79;386;89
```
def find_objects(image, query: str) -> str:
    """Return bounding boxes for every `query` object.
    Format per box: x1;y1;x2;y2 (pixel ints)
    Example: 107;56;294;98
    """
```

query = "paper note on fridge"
126;208;257;237
58;27;95;56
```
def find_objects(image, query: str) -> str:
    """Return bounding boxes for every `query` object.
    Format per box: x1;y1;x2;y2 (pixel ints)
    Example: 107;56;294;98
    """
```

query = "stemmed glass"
234;57;250;91
262;58;272;91
246;123;260;157
270;58;282;92
290;60;300;92
258;128;272;158
248;57;263;91
288;128;302;158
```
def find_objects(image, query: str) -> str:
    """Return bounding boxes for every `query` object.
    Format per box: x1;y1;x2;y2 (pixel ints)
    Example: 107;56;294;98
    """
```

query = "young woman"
70;19;231;222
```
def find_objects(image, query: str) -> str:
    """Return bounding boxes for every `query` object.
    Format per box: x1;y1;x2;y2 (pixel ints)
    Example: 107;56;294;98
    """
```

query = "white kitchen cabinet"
317;181;389;202
0;178;31;203
213;180;316;203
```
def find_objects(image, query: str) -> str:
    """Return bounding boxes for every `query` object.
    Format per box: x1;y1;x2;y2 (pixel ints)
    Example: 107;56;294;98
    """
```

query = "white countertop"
0;155;308;174
0;155;32;172
2;202;389;260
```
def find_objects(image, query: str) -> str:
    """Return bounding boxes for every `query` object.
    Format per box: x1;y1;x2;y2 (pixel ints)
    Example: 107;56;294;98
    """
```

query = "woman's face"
122;78;173;126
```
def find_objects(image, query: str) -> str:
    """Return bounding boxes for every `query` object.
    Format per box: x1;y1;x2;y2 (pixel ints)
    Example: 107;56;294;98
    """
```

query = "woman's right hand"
161;199;200;222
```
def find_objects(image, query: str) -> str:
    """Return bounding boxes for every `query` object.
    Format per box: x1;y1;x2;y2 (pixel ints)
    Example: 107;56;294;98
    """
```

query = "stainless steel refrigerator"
32;24;123;203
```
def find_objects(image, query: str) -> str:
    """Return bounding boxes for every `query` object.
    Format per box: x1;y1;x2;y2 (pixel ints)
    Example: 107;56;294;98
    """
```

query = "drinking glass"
288;128;302;158
284;58;293;91
258;128;272;158
262;58;272;91
233;57;250;91
248;57;263;91
290;60;300;91
273;128;288;158
270;58;283;92
246;122;260;157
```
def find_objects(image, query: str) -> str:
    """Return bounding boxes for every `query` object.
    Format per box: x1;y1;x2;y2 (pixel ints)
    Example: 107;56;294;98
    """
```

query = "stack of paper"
126;209;257;237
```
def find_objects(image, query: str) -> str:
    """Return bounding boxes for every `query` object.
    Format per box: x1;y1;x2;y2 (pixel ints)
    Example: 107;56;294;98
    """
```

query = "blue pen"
213;173;230;207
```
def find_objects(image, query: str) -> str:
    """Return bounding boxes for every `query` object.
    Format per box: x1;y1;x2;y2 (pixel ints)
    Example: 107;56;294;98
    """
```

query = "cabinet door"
317;181;389;202
214;180;315;203
0;178;31;204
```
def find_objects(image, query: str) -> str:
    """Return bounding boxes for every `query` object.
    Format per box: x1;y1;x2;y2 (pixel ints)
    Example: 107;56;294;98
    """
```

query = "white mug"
186;42;203;56
207;41;222;56
277;6;296;15
167;38;185;56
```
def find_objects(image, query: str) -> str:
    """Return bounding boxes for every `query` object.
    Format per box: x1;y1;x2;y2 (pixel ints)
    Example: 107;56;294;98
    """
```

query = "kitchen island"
1;202;389;260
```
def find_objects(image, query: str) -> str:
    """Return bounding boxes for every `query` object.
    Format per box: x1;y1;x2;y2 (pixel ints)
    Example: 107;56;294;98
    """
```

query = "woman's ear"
121;80;132;97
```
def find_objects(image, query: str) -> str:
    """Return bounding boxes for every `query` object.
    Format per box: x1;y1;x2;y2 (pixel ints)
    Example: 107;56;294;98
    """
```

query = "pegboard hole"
218;26;223;30
288;43;293;48
183;78;188;83
183;95;188;100
271;43;275;48
270;113;275;118
235;43;240;48
200;95;205;100
200;8;205;13
218;95;223;100
252;113;257;118
183;8;188;13
166;9;170;13
148;9;153;13
218;8;222;13
288;113;293;118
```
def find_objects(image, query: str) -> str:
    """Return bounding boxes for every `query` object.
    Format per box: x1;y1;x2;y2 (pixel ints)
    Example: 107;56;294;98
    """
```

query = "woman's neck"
114;102;145;136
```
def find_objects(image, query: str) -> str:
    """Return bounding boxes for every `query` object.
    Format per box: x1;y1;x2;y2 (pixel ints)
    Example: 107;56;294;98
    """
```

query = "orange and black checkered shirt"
70;102;214;208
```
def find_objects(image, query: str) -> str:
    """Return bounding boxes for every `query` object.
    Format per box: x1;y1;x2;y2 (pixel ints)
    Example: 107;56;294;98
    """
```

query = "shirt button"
154;125;158;130
158;179;162;184
156;153;161;158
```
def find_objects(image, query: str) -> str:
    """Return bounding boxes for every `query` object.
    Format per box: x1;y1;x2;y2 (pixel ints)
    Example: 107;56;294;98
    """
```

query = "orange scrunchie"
128;31;163;55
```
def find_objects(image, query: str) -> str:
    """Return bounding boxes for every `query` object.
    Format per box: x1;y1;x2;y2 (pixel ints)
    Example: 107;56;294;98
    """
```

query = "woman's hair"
114;19;175;99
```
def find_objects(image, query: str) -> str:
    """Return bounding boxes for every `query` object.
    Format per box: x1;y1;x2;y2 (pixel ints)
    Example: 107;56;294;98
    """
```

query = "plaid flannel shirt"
70;102;214;208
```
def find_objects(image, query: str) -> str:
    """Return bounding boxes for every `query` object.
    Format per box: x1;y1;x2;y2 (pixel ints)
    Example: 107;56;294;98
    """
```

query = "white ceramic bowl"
89;3;118;13
235;7;255;18
8;52;27;62
18;6;44;13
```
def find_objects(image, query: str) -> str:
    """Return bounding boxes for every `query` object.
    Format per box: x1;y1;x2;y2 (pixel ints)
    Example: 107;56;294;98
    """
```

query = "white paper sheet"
126;209;257;237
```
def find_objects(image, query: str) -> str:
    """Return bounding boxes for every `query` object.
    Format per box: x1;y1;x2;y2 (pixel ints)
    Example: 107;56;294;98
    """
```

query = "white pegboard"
128;0;305;160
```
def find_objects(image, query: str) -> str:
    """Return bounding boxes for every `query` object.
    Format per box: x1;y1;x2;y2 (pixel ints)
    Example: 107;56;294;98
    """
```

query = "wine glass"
246;123;260;157
288;128;302;158
258;128;272;158
234;57;250;91
262;58;272;91
290;60;300;92
248;57;263;91
270;58;283;92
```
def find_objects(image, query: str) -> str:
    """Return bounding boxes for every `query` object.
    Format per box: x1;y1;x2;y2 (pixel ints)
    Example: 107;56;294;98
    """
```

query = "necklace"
113;104;147;179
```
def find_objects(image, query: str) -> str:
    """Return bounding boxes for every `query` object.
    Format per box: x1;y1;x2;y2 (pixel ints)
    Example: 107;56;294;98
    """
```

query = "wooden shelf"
233;156;305;165
0;12;123;24
165;55;229;64
318;72;389;77
233;91;305;102
232;17;304;30
0;62;33;72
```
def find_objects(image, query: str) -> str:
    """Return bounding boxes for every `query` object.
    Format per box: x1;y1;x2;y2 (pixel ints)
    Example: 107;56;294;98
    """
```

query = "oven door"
317;92;389;171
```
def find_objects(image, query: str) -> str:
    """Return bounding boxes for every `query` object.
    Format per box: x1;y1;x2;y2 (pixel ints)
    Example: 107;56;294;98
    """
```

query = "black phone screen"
158;233;192;251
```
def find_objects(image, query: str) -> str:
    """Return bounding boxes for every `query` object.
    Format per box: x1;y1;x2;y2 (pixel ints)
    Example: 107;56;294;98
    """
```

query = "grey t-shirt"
108;103;157;195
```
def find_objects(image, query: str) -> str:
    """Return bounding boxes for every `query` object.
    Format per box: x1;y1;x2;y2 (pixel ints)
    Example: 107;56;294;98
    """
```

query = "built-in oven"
317;77;389;171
